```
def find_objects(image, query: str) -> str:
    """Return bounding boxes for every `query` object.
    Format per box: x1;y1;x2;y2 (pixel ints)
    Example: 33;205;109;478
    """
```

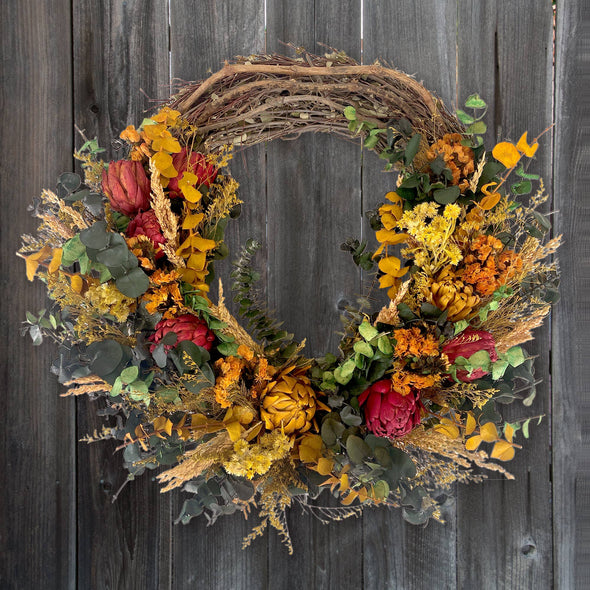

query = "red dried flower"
102;160;150;216
358;380;422;439
443;327;498;381
167;148;218;199
149;314;215;353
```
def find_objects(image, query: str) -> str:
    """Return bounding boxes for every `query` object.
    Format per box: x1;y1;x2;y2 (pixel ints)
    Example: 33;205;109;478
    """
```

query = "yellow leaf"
375;230;409;245
379;212;398;230
190;236;217;251
481;182;497;195
378;255;401;274
480;422;499;442
516;132;539;158
191;413;208;428
48;248;63;273
433;420;459;439
316;457;334;476
465;412;476;436
181;185;202;203
504;423;515;444
298;433;323;463
182;213;205;230
179;172;200;187
143;123;166;140
341;491;356;505
187;252;207;271
385;191;403;208
24;245;52;281
152;151;174;174
339;473;349;493
479;193;501;210
465;435;482;451
152;135;182;154
491;440;515;461
70;275;84;294
164;418;173;437
245;422;263;442
224;420;243;442
378;274;396;289
492;141;521;168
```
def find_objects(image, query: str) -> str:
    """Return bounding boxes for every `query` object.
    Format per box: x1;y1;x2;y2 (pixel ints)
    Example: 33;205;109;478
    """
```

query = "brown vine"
168;49;463;159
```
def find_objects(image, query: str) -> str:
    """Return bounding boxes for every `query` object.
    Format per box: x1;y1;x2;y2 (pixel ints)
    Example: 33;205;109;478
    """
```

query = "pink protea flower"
102;160;150;216
126;210;166;258
149;314;215;353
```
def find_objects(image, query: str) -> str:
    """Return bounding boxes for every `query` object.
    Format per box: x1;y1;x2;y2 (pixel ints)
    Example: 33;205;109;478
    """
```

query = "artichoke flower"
425;267;479;321
260;366;317;435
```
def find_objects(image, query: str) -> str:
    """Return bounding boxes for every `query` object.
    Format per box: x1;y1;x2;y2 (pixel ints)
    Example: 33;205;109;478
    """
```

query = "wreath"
19;50;560;553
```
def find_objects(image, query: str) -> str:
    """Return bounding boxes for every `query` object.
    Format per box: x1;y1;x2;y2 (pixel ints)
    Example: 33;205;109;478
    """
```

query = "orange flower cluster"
460;235;522;296
213;345;274;408
141;269;184;317
426;133;475;191
394;327;440;359
391;371;441;397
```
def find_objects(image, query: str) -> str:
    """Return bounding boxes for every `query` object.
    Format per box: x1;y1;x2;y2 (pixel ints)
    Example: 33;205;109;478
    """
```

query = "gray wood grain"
455;3;555;589
0;2;76;589
552;0;589;588
362;3;459;589
72;2;172;589
168;2;268;589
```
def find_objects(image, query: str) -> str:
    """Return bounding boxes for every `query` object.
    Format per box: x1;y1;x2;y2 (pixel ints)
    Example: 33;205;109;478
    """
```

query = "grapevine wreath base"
20;50;560;552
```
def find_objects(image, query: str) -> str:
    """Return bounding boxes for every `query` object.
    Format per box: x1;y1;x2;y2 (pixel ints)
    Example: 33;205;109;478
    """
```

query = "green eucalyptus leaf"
404;134;421;164
344;106;357;121
433;186;460;204
358;320;379;341
353;341;374;358
120;365;139;383
456;109;475;125
115;267;150;298
80;221;110;250
346;435;371;464
465;93;487;109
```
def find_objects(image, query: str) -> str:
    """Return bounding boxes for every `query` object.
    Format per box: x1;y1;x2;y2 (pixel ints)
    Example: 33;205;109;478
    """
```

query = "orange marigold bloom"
460;234;522;296
391;371;441;397
394;327;440;359
426;133;475;191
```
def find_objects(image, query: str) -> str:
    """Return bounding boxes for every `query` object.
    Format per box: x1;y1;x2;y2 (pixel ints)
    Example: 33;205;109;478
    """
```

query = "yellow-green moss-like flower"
223;431;293;479
85;281;135;322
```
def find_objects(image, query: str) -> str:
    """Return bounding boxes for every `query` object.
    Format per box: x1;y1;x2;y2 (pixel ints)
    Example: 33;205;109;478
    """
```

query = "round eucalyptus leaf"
58;172;81;192
87;339;124;377
96;244;131;267
80;221;110;250
115;267;150;298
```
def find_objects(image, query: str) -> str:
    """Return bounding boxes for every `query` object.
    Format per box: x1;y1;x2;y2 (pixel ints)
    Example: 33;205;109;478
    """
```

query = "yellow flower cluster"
398;203;463;274
223;430;293;479
84;281;134;322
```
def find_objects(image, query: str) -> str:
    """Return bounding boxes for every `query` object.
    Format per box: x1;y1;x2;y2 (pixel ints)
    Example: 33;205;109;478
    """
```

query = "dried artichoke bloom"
425;267;480;321
260;366;317;435
426;133;475;192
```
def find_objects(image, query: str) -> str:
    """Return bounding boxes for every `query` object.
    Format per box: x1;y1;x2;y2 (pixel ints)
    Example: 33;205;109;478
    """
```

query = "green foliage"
340;238;376;271
231;239;297;359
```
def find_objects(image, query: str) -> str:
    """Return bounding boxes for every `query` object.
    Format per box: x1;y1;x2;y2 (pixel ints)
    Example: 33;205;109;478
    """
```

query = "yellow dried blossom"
84;281;135;322
223;431;293;479
397;203;464;275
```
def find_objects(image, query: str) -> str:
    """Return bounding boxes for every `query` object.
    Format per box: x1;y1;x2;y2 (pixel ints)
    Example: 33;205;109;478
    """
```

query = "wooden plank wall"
1;1;586;588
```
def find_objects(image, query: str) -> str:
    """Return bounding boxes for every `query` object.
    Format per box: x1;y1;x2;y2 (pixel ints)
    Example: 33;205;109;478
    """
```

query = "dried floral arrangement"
19;50;560;553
